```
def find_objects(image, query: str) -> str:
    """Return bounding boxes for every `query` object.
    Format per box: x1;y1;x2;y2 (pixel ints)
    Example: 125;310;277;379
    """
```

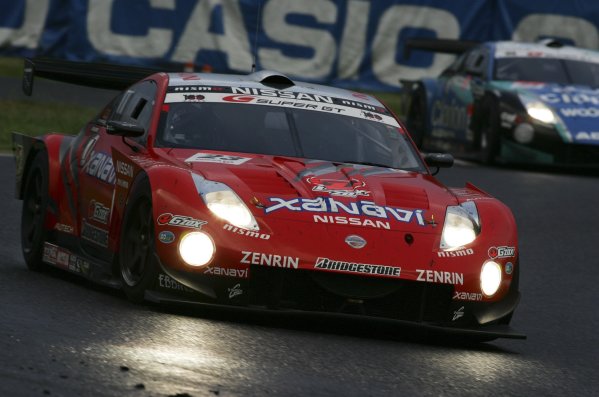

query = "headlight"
440;202;480;250
525;101;556;124
178;231;215;267
480;260;502;296
192;173;259;230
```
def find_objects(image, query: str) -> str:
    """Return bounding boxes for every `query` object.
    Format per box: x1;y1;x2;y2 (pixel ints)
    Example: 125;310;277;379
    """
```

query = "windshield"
494;57;599;87
155;102;425;172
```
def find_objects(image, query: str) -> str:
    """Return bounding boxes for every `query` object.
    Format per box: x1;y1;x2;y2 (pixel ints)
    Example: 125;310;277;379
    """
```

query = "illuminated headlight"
440;202;480;250
525;102;556;124
178;231;215;267
192;173;259;231
480;260;502;296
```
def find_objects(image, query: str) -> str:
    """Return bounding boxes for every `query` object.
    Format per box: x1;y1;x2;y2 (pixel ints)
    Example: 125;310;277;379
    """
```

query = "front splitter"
145;290;526;341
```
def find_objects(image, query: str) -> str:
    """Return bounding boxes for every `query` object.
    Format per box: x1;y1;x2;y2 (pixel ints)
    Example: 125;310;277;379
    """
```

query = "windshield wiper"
338;160;393;168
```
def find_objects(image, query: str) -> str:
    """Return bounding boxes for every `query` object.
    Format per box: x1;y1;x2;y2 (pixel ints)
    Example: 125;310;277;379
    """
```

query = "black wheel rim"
22;170;44;254
121;199;153;287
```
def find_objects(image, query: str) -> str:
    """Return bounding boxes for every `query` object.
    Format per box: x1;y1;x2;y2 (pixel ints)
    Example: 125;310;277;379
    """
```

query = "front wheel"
21;150;49;271
119;177;158;303
477;101;500;164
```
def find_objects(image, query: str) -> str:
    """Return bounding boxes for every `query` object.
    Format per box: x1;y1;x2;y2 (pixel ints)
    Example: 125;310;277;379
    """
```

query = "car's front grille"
248;266;453;323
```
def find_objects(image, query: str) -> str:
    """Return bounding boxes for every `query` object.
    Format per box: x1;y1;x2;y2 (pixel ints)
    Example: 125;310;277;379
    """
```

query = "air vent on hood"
382;183;429;209
231;168;299;196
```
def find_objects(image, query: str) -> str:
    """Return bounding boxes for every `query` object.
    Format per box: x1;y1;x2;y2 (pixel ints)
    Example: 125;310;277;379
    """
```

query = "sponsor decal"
223;224;270;240
505;262;513;275
79;135;99;166
227;283;243;299
315;257;401;277
230;87;333;103
116;160;134;178
306;176;369;198
265;197;426;227
488;246;516;259
314;215;390;229
158;231;175;244
89;200;110;224
172;86;220;92
204;266;249;278
361;111;382;121
416;269;464;285
241;251;299;269
437;248;474;258
68;254;90;275
560;107;599;118
540;92;599;105
452;306;465;321
56;250;69;268
164;89;399;127
116;178;129;189
42;243;90;274
345;235;366;249
157;213;207;229
431;100;468;131
575;131;599;140
453;291;483;301
184;153;251;165
184;94;205;102
158;274;194;293
82;151;115;185
54;223;74;234
81;220;109;247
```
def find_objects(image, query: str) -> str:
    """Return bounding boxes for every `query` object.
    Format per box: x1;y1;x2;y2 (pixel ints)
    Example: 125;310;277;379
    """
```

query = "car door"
432;48;489;146
77;80;158;259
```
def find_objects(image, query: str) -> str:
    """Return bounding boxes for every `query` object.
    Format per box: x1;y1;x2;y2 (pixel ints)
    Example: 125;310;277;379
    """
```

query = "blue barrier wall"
2;0;599;90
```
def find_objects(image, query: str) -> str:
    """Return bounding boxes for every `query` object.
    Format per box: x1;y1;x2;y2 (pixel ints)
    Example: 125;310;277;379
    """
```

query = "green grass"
367;91;405;118
0;56;24;77
0;100;97;151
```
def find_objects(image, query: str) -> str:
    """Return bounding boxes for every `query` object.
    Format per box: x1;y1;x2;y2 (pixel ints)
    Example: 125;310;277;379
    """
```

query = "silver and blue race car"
401;38;599;165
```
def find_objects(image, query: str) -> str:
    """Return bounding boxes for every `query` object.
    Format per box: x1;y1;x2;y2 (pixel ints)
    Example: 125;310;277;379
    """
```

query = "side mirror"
106;120;145;137
424;153;454;175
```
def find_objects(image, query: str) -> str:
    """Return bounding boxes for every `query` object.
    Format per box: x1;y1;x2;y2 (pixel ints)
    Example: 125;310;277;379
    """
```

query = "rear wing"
23;58;162;96
403;38;480;60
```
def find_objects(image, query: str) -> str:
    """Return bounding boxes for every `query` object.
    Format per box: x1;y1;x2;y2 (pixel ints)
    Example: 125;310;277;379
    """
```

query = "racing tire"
406;85;427;148
119;176;159;303
478;99;500;164
20;150;49;271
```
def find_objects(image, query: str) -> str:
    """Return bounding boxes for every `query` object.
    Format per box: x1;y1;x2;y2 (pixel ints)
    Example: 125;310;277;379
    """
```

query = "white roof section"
494;41;599;63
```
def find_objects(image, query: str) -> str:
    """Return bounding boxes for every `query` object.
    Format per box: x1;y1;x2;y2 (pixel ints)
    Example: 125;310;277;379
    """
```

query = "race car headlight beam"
178;231;215;267
440;202;480;250
192;173;259;231
480;260;502;296
524;101;556;124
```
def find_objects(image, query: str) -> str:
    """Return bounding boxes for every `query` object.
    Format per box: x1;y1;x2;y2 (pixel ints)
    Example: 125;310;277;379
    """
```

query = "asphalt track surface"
0;79;598;396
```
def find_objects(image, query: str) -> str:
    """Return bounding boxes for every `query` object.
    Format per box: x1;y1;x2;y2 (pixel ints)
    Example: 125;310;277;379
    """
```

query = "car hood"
492;81;599;145
168;150;458;235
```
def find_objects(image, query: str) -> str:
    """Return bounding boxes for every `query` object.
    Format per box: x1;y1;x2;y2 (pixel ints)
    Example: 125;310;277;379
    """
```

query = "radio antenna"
251;0;263;73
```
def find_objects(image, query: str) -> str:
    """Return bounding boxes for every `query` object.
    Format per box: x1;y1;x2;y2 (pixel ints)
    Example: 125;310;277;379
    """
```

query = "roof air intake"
251;70;294;87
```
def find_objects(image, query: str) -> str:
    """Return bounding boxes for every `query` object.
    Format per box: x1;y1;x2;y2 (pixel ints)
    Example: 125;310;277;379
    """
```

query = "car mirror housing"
424;153;454;173
106;120;145;137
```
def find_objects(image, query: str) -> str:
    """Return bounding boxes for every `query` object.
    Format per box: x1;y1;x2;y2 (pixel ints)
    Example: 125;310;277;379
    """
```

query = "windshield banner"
2;0;599;90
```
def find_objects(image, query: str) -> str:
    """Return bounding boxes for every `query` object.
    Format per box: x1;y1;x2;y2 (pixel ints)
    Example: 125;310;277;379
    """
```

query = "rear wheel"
21;150;49;271
119;177;158;303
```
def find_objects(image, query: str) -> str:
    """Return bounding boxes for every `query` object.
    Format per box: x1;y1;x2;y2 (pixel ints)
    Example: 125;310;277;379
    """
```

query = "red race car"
14;59;524;340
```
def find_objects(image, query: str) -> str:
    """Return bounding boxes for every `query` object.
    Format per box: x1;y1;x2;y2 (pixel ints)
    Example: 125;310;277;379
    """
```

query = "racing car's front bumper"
155;256;524;340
